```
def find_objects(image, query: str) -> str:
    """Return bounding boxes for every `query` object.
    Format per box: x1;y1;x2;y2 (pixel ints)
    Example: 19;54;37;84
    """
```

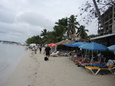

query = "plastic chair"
50;51;59;57
85;59;115;75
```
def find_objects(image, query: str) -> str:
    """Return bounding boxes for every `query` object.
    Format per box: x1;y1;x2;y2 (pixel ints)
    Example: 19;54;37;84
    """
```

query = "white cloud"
0;0;97;43
17;12;54;30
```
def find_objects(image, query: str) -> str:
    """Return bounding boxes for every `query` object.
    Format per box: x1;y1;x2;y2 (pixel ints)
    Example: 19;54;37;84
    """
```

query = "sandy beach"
2;48;115;86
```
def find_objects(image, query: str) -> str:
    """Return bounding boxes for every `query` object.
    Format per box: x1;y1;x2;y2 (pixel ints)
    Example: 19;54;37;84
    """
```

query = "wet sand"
2;49;115;86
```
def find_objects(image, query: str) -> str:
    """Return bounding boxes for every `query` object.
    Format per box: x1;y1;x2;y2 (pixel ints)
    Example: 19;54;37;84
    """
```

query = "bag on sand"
44;57;48;61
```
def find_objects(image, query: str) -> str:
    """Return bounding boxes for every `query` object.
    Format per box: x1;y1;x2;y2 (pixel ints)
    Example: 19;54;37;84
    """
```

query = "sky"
0;0;98;43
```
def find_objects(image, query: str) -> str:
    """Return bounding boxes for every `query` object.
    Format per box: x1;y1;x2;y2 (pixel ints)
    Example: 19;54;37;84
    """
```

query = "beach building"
90;6;115;46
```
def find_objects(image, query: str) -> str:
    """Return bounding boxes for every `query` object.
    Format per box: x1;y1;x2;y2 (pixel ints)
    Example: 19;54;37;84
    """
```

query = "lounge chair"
85;59;115;75
50;51;59;57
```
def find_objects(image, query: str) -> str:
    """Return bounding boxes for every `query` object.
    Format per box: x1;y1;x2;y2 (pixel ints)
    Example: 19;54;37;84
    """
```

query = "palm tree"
53;26;65;42
40;29;48;36
55;18;68;39
67;15;80;40
77;25;89;39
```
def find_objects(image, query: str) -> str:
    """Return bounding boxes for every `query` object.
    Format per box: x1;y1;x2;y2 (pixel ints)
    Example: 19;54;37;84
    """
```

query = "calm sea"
0;43;27;85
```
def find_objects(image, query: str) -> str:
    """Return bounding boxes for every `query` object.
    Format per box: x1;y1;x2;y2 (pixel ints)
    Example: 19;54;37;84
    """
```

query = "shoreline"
0;46;27;86
2;49;115;86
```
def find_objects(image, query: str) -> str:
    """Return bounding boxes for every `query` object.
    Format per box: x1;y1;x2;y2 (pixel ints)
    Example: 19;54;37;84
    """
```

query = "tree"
40;29;48;36
55;18;68;33
55;18;68;39
26;35;42;44
68;15;79;35
55;15;81;40
77;25;89;39
53;26;65;42
78;0;115;25
40;29;51;44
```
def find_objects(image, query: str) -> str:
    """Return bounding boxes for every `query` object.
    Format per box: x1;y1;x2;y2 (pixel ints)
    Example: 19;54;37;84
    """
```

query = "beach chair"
50;51;59;57
85;60;115;75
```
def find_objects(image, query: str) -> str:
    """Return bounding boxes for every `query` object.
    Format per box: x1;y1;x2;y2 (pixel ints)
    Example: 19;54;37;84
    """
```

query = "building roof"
90;33;115;40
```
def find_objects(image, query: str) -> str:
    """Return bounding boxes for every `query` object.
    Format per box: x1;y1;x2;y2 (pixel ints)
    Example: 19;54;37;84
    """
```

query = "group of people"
31;45;42;54
70;50;106;67
29;44;52;60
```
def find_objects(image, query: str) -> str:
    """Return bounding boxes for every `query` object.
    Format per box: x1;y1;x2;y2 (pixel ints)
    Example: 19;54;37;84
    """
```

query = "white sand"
2;49;115;86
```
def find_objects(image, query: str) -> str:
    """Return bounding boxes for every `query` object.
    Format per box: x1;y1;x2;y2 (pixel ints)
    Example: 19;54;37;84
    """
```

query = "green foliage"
40;29;48;36
25;0;115;44
77;25;89;39
25;15;89;44
67;15;79;36
26;35;42;44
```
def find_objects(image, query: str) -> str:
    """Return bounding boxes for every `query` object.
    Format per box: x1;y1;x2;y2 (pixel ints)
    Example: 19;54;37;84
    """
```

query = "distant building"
90;6;115;46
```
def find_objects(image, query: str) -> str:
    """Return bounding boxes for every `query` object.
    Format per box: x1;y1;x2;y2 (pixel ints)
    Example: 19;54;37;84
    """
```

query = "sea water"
0;43;27;85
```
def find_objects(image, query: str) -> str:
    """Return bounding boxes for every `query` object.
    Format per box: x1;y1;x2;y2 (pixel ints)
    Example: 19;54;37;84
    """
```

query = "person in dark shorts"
44;45;51;59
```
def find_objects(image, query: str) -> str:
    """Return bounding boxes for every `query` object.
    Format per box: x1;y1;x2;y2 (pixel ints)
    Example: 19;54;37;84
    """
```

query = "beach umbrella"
48;43;57;47
65;42;87;47
108;45;115;51
64;43;75;47
79;42;108;57
72;42;87;47
79;42;108;51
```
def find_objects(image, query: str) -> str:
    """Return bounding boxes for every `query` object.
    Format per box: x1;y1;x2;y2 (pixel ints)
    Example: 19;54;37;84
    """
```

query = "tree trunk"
92;0;106;33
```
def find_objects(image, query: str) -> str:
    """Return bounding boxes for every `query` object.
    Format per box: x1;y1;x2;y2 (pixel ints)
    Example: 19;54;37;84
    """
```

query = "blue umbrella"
79;42;108;51
65;42;86;47
64;43;75;47
108;45;115;51
72;42;87;47
79;42;108;57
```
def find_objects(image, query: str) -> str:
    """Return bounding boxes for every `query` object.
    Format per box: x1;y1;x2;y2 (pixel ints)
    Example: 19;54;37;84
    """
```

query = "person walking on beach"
39;45;42;54
34;46;38;54
44;45;51;59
